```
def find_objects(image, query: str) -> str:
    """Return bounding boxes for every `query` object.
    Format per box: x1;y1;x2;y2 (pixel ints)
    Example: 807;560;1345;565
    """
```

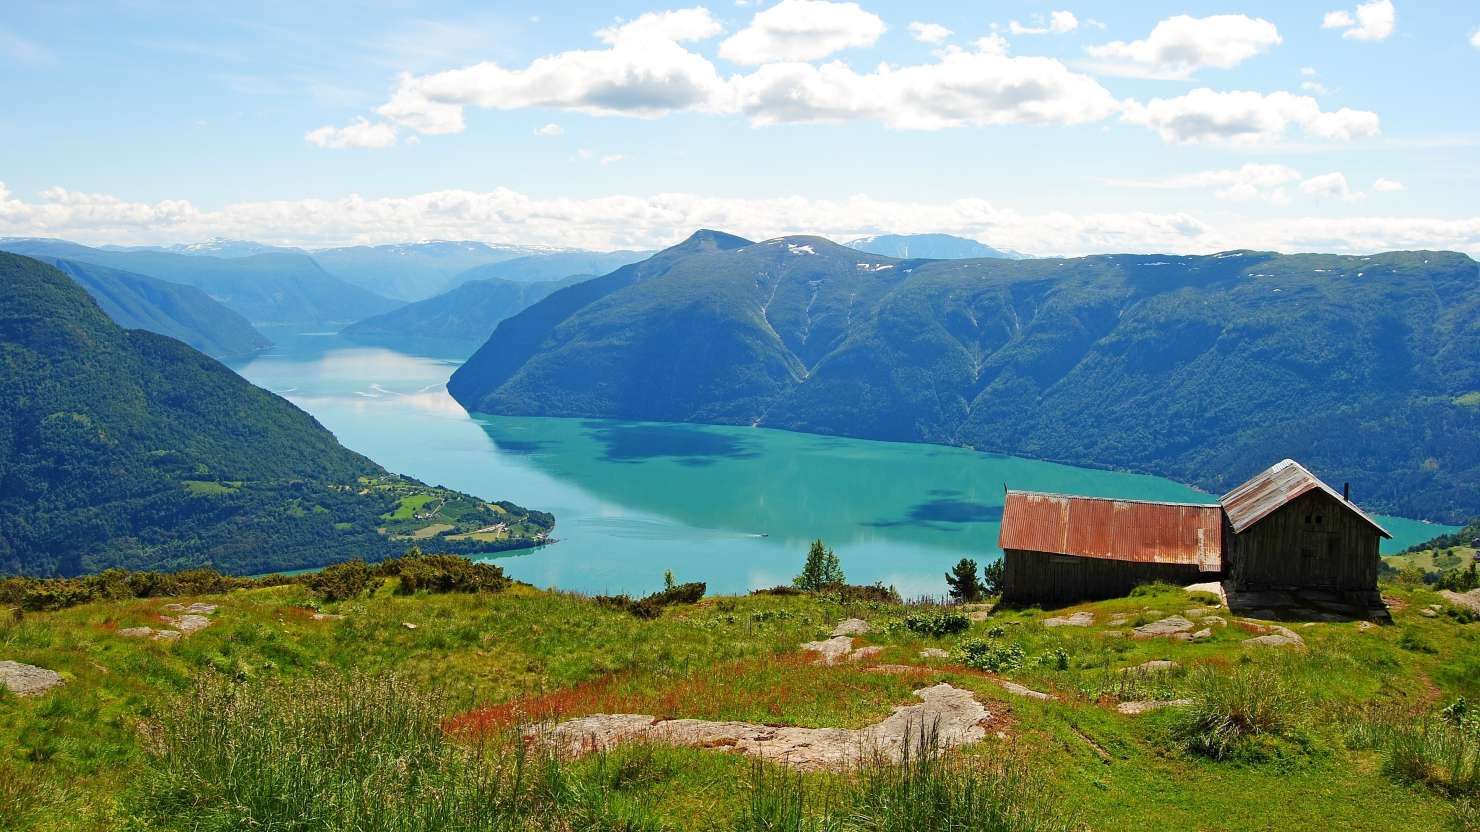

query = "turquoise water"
230;330;1457;597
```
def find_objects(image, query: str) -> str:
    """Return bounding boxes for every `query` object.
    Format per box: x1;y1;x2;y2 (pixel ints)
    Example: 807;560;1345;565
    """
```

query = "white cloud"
0;27;57;67
1301;66;1318;76
1300;171;1364;201
596;7;723;44
1122;88;1380;145
1008;11;1078;36
599;154;626;165
907;21;952;44
534;123;564;137
1301;80;1330;95
719;0;885;64
1086;14;1281;79
304;118;398;149
1373;177;1406;192
1322;1;1395;41
4;180;1480;257
1471;29;1480;48
1107;163;1303;203
731;44;1119;129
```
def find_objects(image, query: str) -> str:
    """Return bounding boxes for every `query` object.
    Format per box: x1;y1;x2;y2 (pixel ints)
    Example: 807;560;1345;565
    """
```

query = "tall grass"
137;672;664;832
741;722;1074;832
1172;664;1305;760
1347;709;1480;798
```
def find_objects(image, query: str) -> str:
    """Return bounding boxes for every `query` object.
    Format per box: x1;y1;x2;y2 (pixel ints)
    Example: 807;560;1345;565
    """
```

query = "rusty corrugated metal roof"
1220;458;1391;538
998;491;1224;570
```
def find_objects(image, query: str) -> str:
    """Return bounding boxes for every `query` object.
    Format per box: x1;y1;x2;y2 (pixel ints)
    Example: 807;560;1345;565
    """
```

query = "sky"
1;0;1478;256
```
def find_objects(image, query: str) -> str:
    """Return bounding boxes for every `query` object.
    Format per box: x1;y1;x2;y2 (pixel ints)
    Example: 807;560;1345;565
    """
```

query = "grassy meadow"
2;573;1478;831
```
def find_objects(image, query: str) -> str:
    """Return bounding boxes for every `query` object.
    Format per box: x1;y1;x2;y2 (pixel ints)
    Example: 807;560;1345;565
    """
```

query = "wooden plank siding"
1228;489;1379;591
1001;548;1216;606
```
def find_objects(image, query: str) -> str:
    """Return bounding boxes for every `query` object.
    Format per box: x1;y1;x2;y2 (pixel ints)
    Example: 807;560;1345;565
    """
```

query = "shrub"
751;586;804;597
1398;628;1438;654
304;559;376;602
1129;581;1183;598
905;609;970;638
595;582;707;619
958;639;1026;673
1173;665;1305;761
827;583;902;605
378;554;511;595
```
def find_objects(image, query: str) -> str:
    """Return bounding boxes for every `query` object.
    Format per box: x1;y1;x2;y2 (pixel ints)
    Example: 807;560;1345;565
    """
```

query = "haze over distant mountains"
341;273;590;350
846;233;1028;260
450;230;1480;523
35;257;270;359
0;238;397;326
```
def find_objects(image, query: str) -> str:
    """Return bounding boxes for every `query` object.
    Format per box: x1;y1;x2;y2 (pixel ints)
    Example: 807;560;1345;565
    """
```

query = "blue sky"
1;0;1477;255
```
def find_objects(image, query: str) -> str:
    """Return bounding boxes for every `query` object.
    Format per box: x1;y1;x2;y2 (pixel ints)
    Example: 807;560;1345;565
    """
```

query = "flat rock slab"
1121;660;1179;674
1242;623;1304;647
801;636;856;665
1043;611;1095;628
528;683;990;771
1440;590;1480;615
162;603;218;615
1117;698;1193;716
1133;616;1196;638
118;627;181;642
0;661;64;696
919;647;950;659
162;614;211;633
998;680;1054;701
831;618;870;637
311;612;344;621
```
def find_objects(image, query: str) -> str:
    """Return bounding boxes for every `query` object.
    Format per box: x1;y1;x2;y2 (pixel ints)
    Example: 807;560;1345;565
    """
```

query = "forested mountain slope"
38;257;270;358
450;233;1480;522
341;274;588;349
0;253;549;576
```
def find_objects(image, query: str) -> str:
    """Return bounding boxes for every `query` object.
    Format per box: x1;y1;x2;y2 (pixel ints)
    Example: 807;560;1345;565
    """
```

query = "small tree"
945;558;985;603
794;539;845;592
663;569;676;591
981;558;1005;596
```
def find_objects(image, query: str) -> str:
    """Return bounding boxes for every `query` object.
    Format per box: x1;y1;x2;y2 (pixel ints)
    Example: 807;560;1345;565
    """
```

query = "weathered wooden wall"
1228;490;1380;591
1001;549;1213;606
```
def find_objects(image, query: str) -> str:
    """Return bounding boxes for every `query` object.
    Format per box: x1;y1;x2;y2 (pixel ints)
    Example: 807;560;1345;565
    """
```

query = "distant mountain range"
846;233;1028;260
101;238;305;258
450;231;1480;523
341;274;590;351
452;250;652;285
36;257;270;358
0;238;397;326
0;252;549;576
311;241;571;302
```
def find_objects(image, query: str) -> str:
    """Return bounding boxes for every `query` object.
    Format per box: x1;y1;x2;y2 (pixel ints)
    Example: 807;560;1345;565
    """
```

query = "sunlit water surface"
229;329;1456;597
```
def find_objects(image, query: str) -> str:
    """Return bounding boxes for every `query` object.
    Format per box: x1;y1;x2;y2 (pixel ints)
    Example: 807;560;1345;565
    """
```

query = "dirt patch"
526;683;991;771
1117;699;1193;716
1440;590;1480;615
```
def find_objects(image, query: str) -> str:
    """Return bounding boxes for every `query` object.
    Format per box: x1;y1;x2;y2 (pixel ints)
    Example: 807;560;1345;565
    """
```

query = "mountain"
0;239;398;325
450;250;653;286
450;233;1480;523
846;233;1028;260
311;241;565;302
341;274;590;351
37;257;270;359
0;253;550;577
102;238;305;258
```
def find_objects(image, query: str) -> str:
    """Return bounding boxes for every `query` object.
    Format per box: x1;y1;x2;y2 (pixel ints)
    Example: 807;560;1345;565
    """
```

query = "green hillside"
450;233;1480;522
0;239;399;325
341;273;589;350
38;256;270;358
0;253;550;576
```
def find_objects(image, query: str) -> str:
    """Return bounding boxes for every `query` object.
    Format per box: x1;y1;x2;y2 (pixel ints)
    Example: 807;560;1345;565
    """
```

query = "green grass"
384;493;437;521
180;480;241;496
2;579;1477;830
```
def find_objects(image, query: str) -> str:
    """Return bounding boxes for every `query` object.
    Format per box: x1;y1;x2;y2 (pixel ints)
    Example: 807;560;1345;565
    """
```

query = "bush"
905;609;970;637
1173;665;1305;761
826;583;902;605
958;639;1026;672
595;582;707;619
1129;581;1183;598
378;554;511;595
750;586;804;597
304;560;376;602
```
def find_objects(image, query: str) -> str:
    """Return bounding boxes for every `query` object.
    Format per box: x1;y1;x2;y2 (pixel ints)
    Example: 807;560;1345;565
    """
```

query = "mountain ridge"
449;233;1480;522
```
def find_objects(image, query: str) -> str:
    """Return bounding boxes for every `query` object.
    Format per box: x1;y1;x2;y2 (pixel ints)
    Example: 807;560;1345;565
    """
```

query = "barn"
997;459;1391;606
998;492;1225;606
1221;459;1390;593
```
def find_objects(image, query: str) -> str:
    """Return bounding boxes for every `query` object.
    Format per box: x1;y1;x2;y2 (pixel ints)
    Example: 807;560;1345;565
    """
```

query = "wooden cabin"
998;459;1390;605
1220;459;1390;593
998;492;1224;605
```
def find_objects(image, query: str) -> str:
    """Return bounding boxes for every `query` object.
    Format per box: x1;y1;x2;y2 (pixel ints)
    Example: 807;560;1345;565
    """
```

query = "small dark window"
1301;547;1314;558
1315;515;1323;525
1304;514;1312;524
